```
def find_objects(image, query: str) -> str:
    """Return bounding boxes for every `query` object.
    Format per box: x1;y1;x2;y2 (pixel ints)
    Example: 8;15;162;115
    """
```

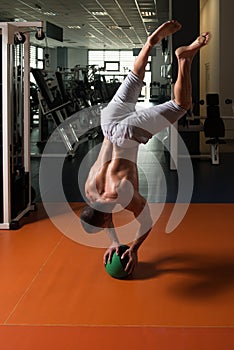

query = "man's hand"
103;244;120;265
103;245;138;276
121;247;138;275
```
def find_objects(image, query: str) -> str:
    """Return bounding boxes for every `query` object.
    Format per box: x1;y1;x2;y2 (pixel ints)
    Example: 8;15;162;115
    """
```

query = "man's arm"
96;137;113;165
103;216;121;265
85;138;113;202
119;189;153;274
127;190;153;247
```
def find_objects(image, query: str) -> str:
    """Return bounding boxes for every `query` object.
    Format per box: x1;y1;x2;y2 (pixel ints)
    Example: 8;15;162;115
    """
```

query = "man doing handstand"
80;20;210;275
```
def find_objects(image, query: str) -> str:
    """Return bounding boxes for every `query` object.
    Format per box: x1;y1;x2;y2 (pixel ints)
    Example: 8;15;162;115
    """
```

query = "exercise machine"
203;93;225;164
31;68;100;157
169;93;232;169
0;21;44;229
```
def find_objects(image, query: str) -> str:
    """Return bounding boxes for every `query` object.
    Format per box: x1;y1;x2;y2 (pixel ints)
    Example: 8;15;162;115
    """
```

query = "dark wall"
57;47;68;69
0;36;2;112
171;0;201;154
0;36;2;221
171;0;200;114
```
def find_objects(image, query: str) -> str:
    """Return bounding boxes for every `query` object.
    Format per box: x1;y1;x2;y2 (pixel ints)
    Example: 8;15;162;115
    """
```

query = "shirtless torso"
85;138;145;216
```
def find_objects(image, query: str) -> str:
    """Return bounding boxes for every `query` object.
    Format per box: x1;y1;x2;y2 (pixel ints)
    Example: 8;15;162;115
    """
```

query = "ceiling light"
91;11;108;16
143;18;158;23
43;11;57;16
118;25;134;30
107;25;133;30
107;25;120;30
84;33;95;38
141;11;156;17
68;25;81;29
14;17;27;22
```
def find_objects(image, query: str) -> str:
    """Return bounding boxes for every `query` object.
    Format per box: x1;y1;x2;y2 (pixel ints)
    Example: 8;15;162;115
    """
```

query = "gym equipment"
149;80;171;103
35;27;45;41
14;32;26;45
0;21;44;229
56;67;91;111
30;82;39;128
149;81;160;102
31;68;99;156
204;93;225;164
105;245;130;279
169;93;230;169
31;63;122;156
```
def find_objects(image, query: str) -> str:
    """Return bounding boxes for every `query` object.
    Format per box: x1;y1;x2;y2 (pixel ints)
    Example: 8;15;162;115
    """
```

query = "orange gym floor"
0;202;234;349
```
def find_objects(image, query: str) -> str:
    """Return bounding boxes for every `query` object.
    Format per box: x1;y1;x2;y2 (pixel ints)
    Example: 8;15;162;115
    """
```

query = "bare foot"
175;32;210;60
147;20;182;47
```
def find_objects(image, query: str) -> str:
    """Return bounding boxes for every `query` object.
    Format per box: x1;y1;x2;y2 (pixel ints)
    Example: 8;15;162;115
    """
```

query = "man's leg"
133;20;182;80
173;32;210;110
102;20;181;119
107;31;211;142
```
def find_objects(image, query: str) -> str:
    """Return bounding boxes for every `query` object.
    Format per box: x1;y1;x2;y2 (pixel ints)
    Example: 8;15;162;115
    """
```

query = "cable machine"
0;21;44;229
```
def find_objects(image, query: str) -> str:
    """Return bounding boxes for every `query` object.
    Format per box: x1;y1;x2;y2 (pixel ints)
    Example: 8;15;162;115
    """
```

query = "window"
30;45;44;83
88;50;105;70
30;46;37;68
30;45;44;69
119;50;135;73
37;47;44;69
88;49;152;88
104;61;120;71
88;49;151;74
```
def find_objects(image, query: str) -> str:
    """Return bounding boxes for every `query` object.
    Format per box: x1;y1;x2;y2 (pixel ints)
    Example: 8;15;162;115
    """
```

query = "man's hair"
79;204;106;233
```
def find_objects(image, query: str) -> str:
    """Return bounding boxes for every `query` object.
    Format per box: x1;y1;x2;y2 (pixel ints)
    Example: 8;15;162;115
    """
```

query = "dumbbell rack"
0;21;43;229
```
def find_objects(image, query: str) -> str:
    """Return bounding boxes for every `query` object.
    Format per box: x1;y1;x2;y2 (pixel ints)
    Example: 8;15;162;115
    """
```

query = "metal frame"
0;21;43;229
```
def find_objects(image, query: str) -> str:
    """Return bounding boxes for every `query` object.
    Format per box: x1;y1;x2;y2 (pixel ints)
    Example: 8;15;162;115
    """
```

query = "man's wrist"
130;239;142;252
130;244;139;253
131;229;151;252
111;240;119;246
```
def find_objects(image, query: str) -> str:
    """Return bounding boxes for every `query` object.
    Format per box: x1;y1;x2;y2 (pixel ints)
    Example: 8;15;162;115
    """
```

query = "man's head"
79;203;112;233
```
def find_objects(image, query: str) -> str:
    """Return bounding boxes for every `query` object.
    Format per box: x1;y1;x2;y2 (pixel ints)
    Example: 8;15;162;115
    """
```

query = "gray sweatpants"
101;71;186;148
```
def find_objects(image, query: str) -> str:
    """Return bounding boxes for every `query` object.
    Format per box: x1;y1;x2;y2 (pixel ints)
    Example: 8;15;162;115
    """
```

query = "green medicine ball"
105;245;130;279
